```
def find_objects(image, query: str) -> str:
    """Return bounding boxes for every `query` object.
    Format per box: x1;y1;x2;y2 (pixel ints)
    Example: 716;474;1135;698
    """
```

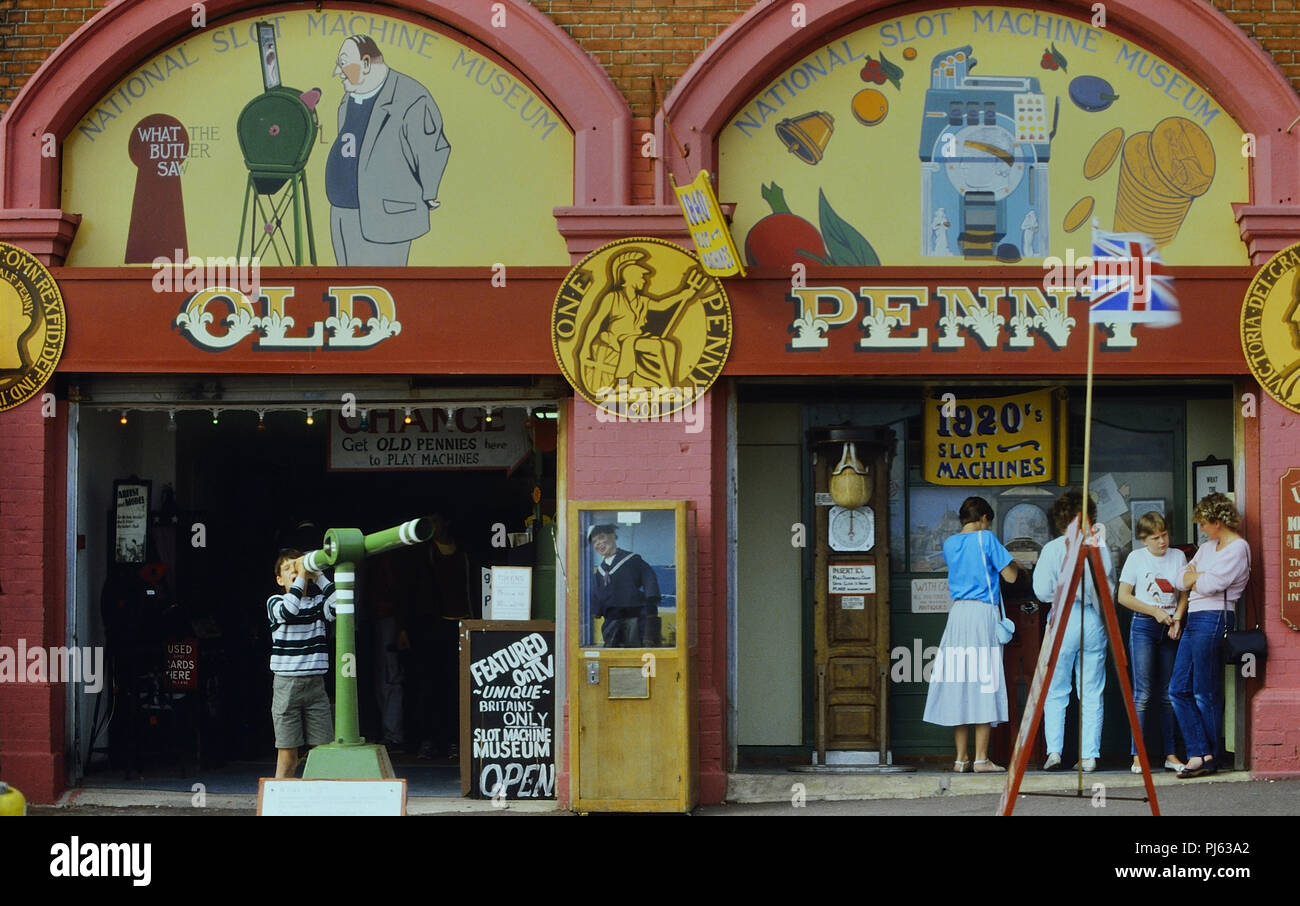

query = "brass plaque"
607;666;650;699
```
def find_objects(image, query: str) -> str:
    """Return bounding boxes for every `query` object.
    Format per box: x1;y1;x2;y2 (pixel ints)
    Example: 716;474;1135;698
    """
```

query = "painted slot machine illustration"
235;20;321;265
919;46;1054;261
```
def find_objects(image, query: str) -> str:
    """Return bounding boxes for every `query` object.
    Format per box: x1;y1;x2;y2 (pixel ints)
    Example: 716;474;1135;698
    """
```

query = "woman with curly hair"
1172;493;1251;778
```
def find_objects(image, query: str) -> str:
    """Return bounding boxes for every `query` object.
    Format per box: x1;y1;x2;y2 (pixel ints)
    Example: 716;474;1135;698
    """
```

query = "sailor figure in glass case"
588;523;662;648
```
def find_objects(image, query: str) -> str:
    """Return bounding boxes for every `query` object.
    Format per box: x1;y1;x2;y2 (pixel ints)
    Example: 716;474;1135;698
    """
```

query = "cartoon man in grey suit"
325;35;451;266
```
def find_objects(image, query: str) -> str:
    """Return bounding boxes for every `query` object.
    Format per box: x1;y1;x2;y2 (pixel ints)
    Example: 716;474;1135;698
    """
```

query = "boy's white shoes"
1043;752;1062;770
1076;758;1097;772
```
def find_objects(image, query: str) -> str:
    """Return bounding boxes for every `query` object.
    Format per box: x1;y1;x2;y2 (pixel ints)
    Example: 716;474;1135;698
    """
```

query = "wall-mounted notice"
487;566;532;620
462;622;556;800
829;563;875;594
911;578;951;614
1282;468;1300;631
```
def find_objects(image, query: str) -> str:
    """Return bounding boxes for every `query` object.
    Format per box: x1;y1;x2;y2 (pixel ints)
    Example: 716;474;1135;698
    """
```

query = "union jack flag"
1088;227;1180;326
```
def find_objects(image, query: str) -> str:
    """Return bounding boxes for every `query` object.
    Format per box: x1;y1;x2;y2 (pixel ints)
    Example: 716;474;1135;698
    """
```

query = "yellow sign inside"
671;170;746;277
1241;242;1300;414
552;238;732;419
0;243;66;413
922;389;1060;485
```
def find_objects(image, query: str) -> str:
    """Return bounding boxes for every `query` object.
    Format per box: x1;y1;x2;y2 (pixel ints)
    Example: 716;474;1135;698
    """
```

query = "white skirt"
922;599;1009;727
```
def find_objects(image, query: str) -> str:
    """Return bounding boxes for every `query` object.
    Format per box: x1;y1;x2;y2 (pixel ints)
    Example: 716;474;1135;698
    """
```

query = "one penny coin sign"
551;238;732;420
0;242;66;412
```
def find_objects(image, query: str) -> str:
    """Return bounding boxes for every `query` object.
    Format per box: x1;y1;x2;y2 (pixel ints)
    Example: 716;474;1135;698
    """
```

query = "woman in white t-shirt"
1172;494;1251;779
1117;511;1187;774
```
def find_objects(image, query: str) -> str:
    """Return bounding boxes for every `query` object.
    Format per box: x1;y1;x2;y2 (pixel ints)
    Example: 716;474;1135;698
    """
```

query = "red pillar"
0;396;68;802
1251;394;1300;777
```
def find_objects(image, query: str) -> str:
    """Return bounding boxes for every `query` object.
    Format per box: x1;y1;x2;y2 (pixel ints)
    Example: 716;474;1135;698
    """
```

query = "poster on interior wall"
921;388;1062;485
327;407;530;472
113;480;151;564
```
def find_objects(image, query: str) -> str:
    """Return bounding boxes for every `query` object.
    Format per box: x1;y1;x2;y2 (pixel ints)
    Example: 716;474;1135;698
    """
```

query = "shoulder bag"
980;531;1015;644
1221;584;1267;666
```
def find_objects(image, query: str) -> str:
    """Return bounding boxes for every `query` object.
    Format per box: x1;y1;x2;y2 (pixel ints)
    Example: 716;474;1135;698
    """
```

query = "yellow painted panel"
720;5;1248;267
61;10;572;266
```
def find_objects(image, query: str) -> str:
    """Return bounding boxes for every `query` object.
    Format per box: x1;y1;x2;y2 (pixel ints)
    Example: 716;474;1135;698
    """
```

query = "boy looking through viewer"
267;548;337;778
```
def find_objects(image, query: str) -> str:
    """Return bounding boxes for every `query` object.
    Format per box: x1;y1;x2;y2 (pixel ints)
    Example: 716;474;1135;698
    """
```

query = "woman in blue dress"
923;496;1021;773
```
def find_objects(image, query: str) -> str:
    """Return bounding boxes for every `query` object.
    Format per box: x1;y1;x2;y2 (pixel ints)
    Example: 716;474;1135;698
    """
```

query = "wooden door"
812;436;892;757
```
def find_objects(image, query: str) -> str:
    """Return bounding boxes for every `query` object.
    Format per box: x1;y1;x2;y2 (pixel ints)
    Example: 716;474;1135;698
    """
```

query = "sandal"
953;760;971;773
973;759;1005;773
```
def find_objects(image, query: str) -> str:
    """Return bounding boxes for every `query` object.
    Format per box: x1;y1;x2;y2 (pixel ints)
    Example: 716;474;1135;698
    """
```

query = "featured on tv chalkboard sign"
460;620;556;799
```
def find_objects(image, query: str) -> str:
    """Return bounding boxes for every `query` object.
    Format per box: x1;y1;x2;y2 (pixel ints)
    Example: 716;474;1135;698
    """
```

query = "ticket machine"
568;500;694;812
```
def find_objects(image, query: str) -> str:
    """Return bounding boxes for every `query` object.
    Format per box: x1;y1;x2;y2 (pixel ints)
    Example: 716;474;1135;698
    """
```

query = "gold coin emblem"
1240;242;1300;414
1063;197;1095;233
1151;116;1215;197
1083;127;1124;180
552;238;732;419
0;241;66;412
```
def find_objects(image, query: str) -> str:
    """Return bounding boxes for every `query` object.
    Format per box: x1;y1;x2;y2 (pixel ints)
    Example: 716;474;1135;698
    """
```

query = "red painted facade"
2;0;1299;803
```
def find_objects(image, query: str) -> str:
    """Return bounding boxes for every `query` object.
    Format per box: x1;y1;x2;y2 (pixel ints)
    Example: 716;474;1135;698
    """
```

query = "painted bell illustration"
829;442;870;508
775;111;834;165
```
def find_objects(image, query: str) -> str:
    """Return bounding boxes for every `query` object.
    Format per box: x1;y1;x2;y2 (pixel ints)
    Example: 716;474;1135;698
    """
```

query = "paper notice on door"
840;595;866;610
829;563;875;594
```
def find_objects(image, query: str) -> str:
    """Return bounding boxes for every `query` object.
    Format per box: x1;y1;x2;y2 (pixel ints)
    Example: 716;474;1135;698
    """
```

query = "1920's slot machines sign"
922;388;1064;485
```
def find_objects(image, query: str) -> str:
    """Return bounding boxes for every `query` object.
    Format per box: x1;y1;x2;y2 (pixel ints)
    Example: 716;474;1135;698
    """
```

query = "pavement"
23;771;1300;816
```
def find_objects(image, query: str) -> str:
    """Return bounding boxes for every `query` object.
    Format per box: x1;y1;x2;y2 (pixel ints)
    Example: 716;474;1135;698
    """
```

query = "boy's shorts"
271;674;334;748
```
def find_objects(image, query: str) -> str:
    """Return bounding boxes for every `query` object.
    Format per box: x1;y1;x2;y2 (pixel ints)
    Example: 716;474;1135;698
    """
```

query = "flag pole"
1077;225;1098;792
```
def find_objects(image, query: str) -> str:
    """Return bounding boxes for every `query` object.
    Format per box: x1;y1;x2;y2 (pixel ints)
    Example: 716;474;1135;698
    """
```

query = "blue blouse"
943;530;1013;604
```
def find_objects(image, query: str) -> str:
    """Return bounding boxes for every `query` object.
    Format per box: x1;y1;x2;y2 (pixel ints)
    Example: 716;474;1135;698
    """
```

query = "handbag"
980;531;1015;644
1221;586;1267;666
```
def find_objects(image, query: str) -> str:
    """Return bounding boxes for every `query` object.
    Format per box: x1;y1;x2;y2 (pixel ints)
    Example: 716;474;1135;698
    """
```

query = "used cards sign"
922;388;1064;485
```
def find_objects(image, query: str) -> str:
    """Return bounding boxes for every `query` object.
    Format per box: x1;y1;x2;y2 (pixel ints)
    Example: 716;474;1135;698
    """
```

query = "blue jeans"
1169;610;1233;758
1044;603;1107;759
1128;614;1178;757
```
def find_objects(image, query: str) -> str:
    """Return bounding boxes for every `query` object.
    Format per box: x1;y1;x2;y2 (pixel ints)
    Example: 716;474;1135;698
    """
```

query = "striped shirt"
267;575;336;676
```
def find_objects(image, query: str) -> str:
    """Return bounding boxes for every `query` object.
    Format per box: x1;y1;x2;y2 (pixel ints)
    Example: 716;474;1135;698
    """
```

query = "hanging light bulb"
257;410;266;431
167;410;177;433
445;406;455;421
306;409;315;426
119;411;129;425
404;407;413;425
211;408;220;426
360;409;369;431
484;406;494;424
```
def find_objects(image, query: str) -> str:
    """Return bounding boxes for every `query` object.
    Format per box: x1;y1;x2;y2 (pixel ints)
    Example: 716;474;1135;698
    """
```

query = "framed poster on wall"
1193;456;1233;545
113;478;151;564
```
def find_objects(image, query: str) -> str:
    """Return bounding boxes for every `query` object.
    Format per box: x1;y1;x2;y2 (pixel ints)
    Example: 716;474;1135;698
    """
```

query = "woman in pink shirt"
1171;494;1251;778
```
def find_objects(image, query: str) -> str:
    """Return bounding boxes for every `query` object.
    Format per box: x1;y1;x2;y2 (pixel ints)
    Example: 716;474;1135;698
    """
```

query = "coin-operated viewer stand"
300;518;434;779
569;501;695;813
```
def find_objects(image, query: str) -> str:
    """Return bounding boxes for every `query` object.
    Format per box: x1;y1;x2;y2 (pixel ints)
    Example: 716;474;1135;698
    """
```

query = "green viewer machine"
301;517;434;778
